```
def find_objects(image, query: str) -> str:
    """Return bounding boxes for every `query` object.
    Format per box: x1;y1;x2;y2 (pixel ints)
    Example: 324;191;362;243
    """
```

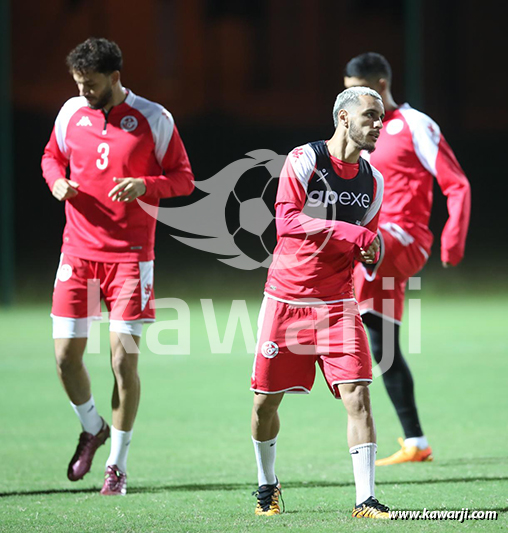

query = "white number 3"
96;142;109;170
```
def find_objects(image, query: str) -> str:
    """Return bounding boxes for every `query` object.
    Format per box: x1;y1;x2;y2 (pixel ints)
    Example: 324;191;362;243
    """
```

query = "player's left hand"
108;178;147;202
442;261;453;268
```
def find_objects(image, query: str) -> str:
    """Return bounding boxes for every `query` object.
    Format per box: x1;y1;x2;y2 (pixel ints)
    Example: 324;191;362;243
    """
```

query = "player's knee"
111;352;138;383
55;354;80;375
253;395;281;420
341;384;372;419
111;332;140;356
54;343;84;373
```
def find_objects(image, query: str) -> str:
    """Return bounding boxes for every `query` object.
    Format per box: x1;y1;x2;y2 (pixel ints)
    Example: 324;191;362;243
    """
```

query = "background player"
344;52;471;465
42;38;194;494
251;87;391;519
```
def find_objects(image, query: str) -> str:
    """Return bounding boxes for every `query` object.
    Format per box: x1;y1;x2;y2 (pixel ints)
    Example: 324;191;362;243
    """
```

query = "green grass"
0;291;507;532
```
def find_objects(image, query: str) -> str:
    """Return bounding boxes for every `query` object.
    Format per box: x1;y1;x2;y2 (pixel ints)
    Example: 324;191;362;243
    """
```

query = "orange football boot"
376;438;433;466
352;497;390;519
254;481;283;515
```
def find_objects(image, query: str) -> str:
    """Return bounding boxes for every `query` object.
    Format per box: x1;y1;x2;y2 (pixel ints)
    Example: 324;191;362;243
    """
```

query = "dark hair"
66;37;123;74
344;52;392;84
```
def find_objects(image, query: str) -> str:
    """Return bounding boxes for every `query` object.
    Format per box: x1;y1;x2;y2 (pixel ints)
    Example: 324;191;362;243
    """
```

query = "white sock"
350;442;376;505
252;436;277;486
405;436;428;449
70;396;103;435
106;427;133;474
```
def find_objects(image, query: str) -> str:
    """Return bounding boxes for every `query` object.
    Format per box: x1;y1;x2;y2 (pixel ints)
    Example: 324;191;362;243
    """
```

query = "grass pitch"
0;290;506;532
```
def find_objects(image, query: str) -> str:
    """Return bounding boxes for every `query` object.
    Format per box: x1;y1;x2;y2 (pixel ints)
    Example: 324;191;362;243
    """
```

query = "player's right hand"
52;178;79;201
359;236;380;264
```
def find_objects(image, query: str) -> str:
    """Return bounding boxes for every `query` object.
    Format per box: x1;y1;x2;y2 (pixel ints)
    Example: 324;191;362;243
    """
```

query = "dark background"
8;0;508;302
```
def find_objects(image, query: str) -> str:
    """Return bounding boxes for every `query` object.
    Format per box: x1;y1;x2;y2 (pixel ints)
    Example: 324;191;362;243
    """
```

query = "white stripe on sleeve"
399;104;441;176
127;91;175;167
54;97;88;158
288;144;317;191
362;164;384;226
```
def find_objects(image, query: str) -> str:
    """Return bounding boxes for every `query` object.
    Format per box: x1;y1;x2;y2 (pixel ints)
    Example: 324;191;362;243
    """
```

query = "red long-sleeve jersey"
42;90;195;262
365;103;471;265
264;143;383;303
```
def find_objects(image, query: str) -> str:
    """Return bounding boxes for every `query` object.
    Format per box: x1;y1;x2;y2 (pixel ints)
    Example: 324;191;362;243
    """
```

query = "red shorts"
52;253;155;321
250;296;372;399
354;223;428;324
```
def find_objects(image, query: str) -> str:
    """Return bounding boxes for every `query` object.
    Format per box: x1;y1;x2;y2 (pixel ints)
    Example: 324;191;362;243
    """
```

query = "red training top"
364;103;471;266
264;143;383;303
42;90;195;262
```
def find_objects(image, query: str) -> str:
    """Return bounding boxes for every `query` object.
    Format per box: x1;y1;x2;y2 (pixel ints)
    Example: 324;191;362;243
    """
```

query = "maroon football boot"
67;418;110;481
100;465;127;495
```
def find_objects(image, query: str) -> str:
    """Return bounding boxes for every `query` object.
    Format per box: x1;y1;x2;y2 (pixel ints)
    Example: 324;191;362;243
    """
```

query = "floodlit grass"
0;290;506;531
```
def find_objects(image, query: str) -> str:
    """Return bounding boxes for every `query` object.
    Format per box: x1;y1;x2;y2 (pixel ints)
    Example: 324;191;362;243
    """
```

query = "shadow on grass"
1;476;507;498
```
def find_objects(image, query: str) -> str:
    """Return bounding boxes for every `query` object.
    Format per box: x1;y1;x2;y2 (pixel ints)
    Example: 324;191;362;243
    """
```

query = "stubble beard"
87;86;113;110
349;122;376;153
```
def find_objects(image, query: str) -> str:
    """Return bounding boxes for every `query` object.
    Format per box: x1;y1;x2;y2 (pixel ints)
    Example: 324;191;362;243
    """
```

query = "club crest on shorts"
261;341;279;359
120;115;138;132
58;264;72;282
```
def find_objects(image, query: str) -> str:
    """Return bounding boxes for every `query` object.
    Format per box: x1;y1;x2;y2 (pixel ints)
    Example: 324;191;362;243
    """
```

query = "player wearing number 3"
41;38;194;495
